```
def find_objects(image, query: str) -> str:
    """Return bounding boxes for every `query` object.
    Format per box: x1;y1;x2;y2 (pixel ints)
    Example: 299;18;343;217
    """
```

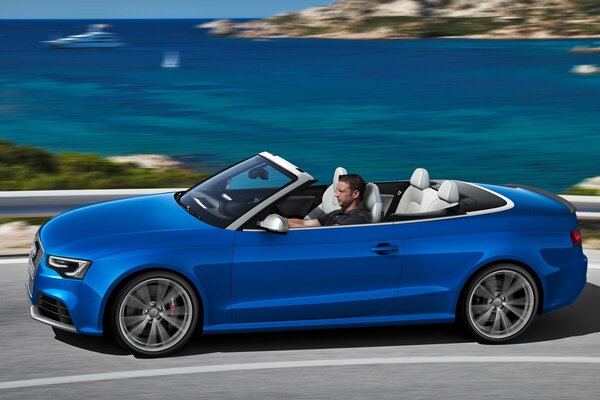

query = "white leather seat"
425;180;460;211
305;167;347;220
395;168;436;213
363;183;383;223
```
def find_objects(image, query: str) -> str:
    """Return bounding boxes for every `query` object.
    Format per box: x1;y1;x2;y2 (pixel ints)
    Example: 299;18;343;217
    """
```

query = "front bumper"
30;305;76;333
28;255;104;336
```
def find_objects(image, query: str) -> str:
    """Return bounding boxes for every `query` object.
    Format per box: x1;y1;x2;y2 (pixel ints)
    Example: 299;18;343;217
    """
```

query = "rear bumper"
542;251;588;313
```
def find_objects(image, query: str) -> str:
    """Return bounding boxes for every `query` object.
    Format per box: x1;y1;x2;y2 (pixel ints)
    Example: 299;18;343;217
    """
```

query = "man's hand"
287;218;321;228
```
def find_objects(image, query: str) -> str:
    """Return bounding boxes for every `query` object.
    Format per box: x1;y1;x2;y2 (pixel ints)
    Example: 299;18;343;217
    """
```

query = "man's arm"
287;218;321;228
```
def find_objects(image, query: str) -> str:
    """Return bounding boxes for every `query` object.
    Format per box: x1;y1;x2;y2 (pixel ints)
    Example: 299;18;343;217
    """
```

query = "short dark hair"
338;174;366;200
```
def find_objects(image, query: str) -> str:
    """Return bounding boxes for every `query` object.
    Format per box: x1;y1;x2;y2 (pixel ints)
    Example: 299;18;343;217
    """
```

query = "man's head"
336;174;366;211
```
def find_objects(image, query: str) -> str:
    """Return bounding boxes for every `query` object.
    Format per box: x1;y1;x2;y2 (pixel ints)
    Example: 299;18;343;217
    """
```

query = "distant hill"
202;0;600;39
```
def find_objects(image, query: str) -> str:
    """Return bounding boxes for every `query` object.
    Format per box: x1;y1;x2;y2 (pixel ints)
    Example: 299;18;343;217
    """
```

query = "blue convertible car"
28;152;588;356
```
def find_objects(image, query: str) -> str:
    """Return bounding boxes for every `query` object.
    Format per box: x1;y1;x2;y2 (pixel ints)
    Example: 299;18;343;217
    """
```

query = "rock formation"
200;0;600;39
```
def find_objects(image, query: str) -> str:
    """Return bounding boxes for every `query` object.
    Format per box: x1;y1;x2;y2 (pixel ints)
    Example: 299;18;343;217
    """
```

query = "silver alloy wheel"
117;277;194;353
467;269;536;340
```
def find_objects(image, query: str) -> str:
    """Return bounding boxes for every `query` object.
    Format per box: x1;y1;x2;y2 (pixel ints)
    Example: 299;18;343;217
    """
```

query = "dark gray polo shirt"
317;208;367;226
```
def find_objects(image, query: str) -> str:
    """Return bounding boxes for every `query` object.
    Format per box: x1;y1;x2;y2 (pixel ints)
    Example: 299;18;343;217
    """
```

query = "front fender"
80;241;234;335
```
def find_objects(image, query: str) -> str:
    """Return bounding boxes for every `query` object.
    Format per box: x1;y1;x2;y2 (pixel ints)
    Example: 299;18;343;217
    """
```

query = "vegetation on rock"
203;0;600;39
0;141;208;191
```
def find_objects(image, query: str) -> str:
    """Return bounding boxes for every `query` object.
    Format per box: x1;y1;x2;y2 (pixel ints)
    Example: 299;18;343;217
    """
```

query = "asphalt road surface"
1;251;599;399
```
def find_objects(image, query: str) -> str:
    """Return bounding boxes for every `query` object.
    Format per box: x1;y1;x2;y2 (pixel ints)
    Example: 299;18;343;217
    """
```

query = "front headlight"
47;256;92;279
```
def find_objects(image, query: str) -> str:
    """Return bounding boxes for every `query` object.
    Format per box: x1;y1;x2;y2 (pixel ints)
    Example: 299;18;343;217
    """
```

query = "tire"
111;271;199;357
460;264;539;343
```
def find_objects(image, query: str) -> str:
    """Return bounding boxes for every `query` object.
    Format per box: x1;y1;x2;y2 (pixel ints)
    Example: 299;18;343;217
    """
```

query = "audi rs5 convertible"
27;152;588;356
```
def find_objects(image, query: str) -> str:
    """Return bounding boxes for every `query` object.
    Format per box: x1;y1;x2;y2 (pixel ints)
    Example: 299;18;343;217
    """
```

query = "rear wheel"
461;264;538;343
112;271;199;356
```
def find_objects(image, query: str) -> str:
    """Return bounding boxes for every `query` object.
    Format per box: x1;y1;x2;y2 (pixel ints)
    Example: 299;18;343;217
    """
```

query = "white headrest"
410;168;430;190
363;182;379;208
363;183;382;223
438;180;459;203
330;167;348;209
332;167;347;187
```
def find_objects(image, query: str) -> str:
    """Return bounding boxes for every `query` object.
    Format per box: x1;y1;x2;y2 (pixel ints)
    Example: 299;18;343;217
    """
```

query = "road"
0;251;599;399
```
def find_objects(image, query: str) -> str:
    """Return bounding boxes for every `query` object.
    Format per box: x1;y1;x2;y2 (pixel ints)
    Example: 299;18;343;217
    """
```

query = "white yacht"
570;64;600;75
43;24;125;48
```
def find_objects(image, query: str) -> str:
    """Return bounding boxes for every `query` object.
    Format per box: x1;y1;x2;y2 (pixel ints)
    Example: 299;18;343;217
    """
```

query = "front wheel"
461;264;539;343
112;271;199;356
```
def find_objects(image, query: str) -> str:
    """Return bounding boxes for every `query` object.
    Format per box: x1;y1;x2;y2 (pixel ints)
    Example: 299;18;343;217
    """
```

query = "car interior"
243;167;509;229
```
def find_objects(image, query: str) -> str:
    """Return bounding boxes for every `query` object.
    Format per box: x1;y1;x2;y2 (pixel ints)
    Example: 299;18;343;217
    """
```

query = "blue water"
1;19;599;192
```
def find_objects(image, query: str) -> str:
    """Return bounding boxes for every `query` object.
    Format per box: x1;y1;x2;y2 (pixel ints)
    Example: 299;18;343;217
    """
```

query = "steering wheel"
219;193;262;219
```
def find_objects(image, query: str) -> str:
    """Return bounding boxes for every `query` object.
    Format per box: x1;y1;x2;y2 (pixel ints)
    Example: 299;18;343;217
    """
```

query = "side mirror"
258;214;289;234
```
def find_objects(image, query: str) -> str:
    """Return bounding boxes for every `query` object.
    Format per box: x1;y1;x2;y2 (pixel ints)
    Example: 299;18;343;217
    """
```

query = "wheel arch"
101;267;205;337
455;259;545;319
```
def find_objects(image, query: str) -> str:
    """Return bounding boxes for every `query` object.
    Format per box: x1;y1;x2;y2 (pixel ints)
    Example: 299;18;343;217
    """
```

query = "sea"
1;19;599;192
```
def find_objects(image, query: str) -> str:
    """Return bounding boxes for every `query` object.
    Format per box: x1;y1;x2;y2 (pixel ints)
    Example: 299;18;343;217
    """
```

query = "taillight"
570;227;582;246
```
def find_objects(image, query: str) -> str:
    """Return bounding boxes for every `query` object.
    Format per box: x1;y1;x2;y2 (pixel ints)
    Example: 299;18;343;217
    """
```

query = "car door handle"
371;243;398;255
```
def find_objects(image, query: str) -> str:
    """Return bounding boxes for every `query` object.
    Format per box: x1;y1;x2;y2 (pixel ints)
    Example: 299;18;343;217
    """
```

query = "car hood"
40;193;221;258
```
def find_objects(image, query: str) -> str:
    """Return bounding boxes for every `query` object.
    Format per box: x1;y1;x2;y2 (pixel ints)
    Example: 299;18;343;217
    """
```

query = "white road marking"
1;356;600;390
589;263;600;270
0;258;28;265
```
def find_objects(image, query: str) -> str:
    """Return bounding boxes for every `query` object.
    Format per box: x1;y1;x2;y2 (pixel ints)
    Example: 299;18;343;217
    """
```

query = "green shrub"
416;18;502;37
0;140;57;173
269;13;302;25
550;22;600;35
300;27;331;36
564;186;600;196
572;0;600;15
351;16;501;37
351;16;422;33
0;141;208;191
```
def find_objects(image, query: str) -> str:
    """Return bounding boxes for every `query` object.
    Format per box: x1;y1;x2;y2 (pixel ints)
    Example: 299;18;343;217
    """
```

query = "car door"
231;223;404;323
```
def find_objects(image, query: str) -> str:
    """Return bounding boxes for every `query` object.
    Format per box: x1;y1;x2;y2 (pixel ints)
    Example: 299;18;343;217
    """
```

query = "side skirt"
203;313;455;334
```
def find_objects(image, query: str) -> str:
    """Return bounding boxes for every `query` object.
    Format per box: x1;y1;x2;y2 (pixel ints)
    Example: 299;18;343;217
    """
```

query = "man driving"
288;174;367;228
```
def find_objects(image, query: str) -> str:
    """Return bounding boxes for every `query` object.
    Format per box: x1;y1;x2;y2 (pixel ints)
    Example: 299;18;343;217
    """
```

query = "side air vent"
37;294;73;326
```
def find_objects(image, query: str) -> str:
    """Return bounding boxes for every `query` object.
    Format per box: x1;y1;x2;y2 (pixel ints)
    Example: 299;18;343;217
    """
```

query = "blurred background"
1;0;599;252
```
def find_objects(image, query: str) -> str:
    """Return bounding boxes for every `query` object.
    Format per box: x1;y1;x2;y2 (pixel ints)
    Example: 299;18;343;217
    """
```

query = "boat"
43;24;125;48
570;64;600;74
569;45;600;53
161;51;180;68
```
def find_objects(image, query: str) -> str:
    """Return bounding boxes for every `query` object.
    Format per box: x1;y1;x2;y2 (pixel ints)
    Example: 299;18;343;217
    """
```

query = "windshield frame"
177;152;314;230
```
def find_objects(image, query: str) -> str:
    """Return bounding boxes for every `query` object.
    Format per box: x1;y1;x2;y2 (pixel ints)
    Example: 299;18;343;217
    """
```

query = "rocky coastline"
576;176;600;191
200;0;600;40
107;154;188;171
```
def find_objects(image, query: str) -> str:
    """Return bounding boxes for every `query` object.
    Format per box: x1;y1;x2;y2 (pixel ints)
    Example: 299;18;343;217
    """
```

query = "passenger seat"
425;180;460;211
395;168;436;213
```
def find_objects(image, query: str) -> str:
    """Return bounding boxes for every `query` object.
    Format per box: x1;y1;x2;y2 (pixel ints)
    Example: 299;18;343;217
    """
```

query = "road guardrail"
0;189;599;220
560;195;600;220
0;188;184;218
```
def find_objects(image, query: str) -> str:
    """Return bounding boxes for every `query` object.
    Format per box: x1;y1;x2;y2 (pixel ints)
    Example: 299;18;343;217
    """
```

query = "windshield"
178;155;296;228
